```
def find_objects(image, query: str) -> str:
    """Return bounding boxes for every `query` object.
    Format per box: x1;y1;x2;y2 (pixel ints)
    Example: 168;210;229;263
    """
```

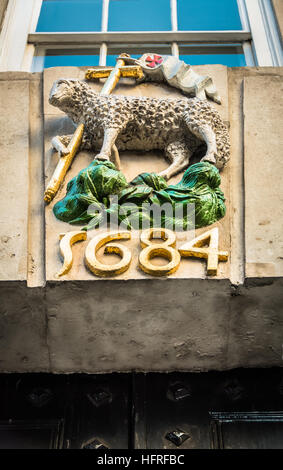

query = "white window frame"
0;0;282;72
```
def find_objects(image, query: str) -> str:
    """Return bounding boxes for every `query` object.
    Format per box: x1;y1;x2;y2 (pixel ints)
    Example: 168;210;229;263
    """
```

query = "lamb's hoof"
51;137;69;156
158;172;170;181
201;154;217;165
95;154;110;162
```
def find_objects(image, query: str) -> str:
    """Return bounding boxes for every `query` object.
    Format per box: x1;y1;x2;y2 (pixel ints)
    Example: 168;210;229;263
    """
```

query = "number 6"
85;231;132;277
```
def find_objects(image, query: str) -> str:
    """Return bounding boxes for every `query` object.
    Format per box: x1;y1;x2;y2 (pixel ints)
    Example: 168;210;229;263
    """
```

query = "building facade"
0;0;283;449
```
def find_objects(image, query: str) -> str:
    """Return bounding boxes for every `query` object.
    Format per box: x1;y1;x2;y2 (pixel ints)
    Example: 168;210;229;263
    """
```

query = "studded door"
0;369;283;449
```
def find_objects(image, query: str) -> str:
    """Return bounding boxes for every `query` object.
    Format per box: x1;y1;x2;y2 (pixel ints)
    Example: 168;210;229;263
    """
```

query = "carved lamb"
49;79;230;180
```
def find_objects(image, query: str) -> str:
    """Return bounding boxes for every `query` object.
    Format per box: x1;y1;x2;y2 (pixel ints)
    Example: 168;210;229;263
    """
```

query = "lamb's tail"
215;127;230;170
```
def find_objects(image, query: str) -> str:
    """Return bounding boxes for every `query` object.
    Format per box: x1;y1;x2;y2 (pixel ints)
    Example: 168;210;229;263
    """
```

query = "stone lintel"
0;278;283;373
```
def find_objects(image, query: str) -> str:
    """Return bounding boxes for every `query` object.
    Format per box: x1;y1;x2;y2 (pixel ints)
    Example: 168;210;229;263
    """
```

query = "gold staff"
44;53;143;204
85;53;144;94
44;124;84;203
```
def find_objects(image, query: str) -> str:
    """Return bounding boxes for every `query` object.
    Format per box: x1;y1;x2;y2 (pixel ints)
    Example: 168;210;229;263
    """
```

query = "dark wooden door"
0;369;283;449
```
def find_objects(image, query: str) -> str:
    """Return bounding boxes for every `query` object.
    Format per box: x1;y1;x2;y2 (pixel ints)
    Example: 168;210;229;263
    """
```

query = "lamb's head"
49;78;89;113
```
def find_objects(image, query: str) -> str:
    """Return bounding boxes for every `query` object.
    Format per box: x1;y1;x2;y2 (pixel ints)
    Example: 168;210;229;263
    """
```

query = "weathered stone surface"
0;79;29;280
244;75;283;278
46;279;231;373
227;67;283;285
45;279;283;373
227;69;245;286
0;283;49;372
273;0;283;42
27;74;45;287
228;279;283;369
1;278;283;373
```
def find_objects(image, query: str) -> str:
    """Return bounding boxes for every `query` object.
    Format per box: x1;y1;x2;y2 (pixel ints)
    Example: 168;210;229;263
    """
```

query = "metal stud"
26;387;54;408
165;429;190;446
167;382;192;401
87;388;112;407
82;438;108;450
223;379;245;402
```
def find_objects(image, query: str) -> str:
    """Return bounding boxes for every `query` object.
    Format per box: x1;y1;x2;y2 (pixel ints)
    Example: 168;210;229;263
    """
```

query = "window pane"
177;0;242;31
179;45;246;67
33;49;99;69
36;0;102;32
180;53;246;67
108;0;171;31
44;54;99;68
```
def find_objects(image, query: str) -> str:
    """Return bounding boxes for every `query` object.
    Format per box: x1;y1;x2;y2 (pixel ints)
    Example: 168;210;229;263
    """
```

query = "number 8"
139;228;181;277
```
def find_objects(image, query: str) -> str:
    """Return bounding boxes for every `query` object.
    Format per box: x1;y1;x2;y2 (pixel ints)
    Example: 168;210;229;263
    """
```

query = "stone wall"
0;66;283;373
273;0;283;43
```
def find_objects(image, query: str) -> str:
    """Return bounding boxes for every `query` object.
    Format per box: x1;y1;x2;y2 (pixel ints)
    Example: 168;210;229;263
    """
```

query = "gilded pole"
44;123;84;203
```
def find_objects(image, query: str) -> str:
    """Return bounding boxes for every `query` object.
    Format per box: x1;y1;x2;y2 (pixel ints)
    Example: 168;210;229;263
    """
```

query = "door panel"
69;374;130;449
210;412;283;449
222;422;283;449
0;369;283;449
0;421;63;449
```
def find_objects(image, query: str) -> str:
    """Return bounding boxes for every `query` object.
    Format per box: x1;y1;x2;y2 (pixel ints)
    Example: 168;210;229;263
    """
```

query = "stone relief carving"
49;78;230;181
45;54;230;278
53;161;226;231
123;53;222;104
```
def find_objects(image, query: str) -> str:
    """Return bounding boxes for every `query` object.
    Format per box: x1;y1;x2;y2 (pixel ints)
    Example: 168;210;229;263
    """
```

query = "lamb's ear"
55;78;80;87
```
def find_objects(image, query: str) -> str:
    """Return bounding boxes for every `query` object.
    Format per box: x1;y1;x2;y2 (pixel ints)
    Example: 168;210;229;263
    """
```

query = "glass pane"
179;54;245;67
179;45;246;67
33;50;99;69
44;54;99;68
36;0;103;32
177;0;242;31
108;0;171;31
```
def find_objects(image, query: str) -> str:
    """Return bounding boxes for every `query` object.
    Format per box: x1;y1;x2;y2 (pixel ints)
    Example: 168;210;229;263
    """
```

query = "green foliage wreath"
53;160;226;231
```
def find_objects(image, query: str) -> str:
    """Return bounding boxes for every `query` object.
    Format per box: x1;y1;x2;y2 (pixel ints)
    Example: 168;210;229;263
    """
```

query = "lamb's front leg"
51;134;73;156
95;127;121;162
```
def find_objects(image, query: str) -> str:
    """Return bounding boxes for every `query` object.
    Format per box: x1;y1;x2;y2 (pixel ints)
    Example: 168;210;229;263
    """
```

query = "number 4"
178;227;228;276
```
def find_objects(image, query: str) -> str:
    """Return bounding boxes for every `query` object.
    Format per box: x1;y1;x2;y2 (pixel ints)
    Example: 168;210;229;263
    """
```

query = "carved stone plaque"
44;64;230;282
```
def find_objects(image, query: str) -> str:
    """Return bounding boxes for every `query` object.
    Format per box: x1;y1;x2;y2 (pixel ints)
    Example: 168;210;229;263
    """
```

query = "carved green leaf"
53;161;226;231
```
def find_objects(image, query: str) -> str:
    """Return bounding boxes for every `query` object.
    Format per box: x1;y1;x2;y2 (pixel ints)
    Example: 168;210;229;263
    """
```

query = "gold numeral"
178;227;228;275
56;230;87;277
139;228;181;277
84;231;132;277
